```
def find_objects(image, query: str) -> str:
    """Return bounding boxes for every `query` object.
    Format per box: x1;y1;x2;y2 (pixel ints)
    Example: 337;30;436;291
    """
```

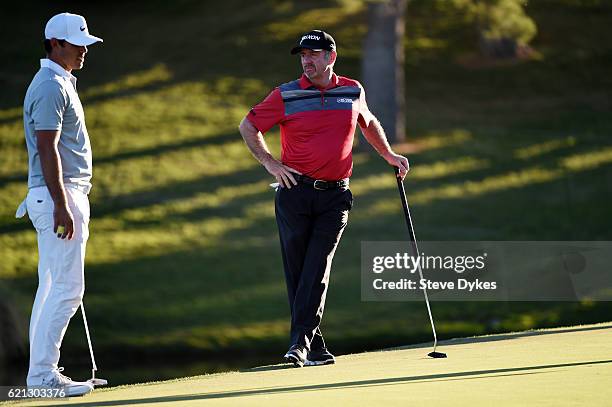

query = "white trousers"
22;186;90;386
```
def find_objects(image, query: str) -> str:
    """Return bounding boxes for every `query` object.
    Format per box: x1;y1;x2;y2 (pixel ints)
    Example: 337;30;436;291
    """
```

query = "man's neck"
309;70;333;89
48;55;71;73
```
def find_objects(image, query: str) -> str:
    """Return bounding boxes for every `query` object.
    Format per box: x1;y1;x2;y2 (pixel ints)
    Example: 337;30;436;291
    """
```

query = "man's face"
51;39;88;71
300;49;335;80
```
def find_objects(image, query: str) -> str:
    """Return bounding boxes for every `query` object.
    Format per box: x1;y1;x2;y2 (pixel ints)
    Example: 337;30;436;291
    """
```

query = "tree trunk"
360;0;407;149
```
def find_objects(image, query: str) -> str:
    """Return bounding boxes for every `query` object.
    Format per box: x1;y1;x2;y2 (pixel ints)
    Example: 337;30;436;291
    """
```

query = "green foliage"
477;0;537;44
445;0;537;45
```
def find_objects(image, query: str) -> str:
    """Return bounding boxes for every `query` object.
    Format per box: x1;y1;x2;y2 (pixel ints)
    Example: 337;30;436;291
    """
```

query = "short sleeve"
31;81;67;131
357;84;375;128
246;88;285;134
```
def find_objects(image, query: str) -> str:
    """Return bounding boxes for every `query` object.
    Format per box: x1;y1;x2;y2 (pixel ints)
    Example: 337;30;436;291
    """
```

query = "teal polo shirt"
23;59;93;189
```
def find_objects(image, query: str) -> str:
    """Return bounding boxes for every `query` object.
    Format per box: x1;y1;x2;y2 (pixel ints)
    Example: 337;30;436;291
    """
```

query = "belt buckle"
313;180;327;190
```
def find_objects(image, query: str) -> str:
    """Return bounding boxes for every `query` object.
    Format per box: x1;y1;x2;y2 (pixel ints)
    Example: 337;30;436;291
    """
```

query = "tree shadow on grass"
243;364;295;373
387;323;612;353
0;163;269;234
0;131;241;189
63;359;612;406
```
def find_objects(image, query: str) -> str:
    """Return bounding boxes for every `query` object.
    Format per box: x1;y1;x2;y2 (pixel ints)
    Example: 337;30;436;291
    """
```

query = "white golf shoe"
39;367;93;397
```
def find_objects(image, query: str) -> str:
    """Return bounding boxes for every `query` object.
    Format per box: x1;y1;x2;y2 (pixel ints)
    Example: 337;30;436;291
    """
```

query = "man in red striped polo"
238;29;409;367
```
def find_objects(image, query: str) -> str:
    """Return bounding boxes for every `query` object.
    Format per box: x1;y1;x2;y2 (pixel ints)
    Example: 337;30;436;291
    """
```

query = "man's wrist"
48;186;68;207
260;154;276;167
52;198;68;209
381;150;396;161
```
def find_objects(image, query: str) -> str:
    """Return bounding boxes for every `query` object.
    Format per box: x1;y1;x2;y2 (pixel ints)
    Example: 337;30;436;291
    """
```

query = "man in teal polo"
16;12;103;396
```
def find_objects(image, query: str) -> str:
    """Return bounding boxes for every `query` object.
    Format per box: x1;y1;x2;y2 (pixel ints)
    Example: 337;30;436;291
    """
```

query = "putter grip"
393;166;416;245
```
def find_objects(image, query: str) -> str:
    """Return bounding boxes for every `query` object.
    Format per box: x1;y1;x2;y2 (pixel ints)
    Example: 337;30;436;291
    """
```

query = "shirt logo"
337;98;354;103
301;35;321;42
80;26;86;31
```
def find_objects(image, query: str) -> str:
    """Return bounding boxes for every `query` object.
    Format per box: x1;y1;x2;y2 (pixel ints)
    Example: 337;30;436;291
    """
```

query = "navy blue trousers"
275;183;353;351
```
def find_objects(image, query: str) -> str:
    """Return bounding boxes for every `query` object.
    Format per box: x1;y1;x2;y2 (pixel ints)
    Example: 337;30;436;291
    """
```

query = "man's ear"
50;38;64;49
329;51;337;65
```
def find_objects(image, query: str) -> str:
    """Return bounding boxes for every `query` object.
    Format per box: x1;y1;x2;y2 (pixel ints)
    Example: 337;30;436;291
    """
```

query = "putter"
80;302;108;386
394;167;447;358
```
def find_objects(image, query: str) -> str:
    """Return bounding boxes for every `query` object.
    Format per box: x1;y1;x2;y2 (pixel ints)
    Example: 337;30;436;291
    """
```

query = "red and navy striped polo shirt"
247;73;374;181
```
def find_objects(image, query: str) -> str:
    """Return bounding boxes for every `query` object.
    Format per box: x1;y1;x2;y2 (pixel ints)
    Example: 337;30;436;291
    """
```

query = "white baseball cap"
45;12;103;46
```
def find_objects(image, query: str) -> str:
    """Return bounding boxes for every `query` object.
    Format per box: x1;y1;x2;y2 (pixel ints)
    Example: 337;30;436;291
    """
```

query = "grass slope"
4;322;612;406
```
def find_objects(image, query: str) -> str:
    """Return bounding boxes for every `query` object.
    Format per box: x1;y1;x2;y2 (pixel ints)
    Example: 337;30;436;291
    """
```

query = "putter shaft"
394;167;446;358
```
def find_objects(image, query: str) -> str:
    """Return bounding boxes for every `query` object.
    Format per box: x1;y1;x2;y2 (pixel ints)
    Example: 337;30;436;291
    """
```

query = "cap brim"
290;45;323;55
66;33;103;46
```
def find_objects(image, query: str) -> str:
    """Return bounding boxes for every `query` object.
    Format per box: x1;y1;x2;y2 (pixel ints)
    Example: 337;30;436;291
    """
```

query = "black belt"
297;175;349;190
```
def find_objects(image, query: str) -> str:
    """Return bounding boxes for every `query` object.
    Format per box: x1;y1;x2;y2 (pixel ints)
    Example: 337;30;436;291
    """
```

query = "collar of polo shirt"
299;73;339;90
41;58;77;87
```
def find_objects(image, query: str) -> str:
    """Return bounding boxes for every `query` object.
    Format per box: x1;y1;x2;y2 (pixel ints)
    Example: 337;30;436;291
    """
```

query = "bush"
449;0;537;57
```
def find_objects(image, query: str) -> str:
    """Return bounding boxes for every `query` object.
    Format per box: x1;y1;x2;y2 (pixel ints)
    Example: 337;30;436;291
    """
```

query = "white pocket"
25;188;54;232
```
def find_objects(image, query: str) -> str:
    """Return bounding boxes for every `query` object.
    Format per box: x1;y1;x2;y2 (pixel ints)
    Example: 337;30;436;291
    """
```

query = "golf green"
8;322;612;406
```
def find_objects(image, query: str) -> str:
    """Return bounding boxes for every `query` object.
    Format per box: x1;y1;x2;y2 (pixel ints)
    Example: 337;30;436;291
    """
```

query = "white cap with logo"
45;12;103;46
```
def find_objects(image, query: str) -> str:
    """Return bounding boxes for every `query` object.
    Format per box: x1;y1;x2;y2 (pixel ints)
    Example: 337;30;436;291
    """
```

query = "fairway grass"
6;322;611;406
2;0;612;381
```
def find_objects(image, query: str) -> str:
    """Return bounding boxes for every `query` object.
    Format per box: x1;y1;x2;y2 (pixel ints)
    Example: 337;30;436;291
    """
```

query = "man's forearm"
238;117;275;166
361;117;394;158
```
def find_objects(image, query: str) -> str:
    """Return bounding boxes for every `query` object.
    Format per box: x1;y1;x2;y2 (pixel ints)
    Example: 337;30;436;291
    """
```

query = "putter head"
89;368;108;387
88;377;108;386
428;351;447;358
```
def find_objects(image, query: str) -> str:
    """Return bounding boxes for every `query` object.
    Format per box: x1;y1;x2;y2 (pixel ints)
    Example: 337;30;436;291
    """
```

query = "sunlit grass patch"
92;140;259;198
81;63;173;100
394;130;473;154
358;166;561;217
414;167;562;204
264;1;364;41
350;156;489;197
0;106;21;121
0;232;37;278
514;136;576;159
86;215;267;265
117;181;271;223
411;156;490;180
0;120;28;174
560;146;612;171
85;78;266;155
